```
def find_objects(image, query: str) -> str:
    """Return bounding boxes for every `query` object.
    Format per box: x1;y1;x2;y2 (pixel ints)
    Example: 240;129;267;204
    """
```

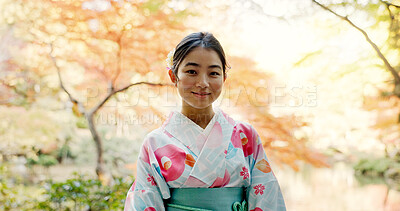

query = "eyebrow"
184;62;222;70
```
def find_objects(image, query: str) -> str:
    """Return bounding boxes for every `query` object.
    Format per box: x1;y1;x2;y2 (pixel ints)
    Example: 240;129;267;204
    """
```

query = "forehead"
181;47;222;66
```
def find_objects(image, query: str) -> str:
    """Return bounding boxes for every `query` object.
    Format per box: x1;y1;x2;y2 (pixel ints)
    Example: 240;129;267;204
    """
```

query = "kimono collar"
162;109;235;155
174;110;217;135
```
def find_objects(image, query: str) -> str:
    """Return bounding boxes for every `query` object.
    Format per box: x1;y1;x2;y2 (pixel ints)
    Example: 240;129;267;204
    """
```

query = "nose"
196;73;209;88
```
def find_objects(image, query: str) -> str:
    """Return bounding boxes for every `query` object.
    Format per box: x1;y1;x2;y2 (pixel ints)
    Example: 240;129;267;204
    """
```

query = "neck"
181;105;215;129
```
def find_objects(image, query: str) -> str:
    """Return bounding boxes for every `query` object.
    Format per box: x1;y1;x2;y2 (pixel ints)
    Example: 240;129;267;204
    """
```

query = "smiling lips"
192;91;211;98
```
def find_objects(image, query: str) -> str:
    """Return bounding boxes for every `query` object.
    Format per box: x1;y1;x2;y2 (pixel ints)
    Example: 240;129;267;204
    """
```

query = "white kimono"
124;109;286;211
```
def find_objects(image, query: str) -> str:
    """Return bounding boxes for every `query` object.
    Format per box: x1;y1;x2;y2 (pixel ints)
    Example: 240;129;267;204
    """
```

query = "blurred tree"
312;0;400;97
309;0;400;176
183;0;330;169
311;0;400;148
0;0;330;184
0;0;187;184
224;56;328;170
0;107;61;159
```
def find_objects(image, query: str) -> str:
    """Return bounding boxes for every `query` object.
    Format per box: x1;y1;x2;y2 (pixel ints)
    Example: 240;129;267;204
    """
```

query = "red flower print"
240;166;249;180
254;184;265;195
144;208;156;211
250;208;263;211
147;174;156;186
230;124;255;157
154;144;186;182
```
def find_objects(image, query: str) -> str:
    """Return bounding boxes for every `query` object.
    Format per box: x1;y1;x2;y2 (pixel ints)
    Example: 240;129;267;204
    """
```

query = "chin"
184;100;214;110
187;103;212;110
180;93;220;110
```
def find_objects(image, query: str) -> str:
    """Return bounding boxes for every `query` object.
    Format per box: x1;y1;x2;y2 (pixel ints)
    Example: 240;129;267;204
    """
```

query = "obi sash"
164;187;247;211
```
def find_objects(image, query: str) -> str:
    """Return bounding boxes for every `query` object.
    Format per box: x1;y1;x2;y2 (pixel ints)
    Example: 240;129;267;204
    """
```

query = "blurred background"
1;0;400;210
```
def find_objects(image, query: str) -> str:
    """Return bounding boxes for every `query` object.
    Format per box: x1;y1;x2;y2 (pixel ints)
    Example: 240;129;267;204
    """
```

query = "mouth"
192;92;211;98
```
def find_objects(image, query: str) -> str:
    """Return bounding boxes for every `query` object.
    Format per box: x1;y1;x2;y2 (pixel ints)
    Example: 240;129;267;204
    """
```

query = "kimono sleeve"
246;126;286;211
124;138;168;211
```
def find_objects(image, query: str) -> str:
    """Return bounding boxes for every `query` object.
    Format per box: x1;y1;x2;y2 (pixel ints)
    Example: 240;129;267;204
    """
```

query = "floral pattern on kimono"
124;109;286;211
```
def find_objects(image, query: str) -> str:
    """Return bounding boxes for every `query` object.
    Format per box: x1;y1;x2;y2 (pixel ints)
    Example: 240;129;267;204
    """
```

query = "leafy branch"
49;42;171;185
312;0;400;96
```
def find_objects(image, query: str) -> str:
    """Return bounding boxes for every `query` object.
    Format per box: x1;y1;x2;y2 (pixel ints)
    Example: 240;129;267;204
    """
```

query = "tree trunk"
86;112;112;185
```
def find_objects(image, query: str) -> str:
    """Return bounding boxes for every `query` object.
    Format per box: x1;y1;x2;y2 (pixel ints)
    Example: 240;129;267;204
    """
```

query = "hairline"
174;46;225;75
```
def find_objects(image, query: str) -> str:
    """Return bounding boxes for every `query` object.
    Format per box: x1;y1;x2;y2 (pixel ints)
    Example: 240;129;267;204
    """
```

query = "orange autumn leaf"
255;159;271;173
185;154;196;167
224;57;330;170
0;0;332;172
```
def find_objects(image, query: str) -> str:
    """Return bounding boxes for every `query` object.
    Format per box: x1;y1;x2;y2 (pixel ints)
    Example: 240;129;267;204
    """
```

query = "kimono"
124;109;286;211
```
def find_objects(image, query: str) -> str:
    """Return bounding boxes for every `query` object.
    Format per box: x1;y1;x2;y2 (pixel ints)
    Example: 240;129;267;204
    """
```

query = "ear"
168;69;177;84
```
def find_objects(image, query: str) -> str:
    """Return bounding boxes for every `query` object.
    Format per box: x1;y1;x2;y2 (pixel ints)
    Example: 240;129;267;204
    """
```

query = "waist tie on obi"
164;187;247;211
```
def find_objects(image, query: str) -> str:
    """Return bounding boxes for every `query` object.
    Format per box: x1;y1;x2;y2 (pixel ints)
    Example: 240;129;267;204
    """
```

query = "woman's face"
174;47;225;110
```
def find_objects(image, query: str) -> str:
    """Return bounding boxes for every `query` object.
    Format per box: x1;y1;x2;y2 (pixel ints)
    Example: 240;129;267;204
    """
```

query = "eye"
210;72;220;76
186;70;196;74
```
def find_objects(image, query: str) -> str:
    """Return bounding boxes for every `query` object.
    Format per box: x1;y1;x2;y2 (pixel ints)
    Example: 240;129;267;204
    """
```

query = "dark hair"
171;32;229;77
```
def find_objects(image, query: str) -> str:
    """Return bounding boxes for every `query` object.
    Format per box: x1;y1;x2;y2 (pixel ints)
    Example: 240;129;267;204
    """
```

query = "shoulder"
229;119;263;158
234;118;258;134
234;120;255;131
218;109;258;138
144;127;164;138
233;121;259;143
142;127;170;147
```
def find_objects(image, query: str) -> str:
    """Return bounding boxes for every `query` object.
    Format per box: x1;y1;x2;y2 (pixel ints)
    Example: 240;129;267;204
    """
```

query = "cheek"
211;80;224;92
177;77;195;89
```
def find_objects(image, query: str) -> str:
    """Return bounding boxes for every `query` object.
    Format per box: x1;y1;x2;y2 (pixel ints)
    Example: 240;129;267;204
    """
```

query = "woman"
124;32;286;211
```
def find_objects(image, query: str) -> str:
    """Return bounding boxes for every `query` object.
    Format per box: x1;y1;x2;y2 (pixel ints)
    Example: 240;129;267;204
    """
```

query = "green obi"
164;187;247;211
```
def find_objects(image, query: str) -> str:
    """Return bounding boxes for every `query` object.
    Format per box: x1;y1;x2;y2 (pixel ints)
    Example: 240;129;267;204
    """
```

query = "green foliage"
36;173;133;211
353;156;400;177
354;156;400;190
27;154;59;168
55;143;76;162
0;165;18;210
76;116;88;129
0;163;38;210
1;162;133;210
353;157;392;176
